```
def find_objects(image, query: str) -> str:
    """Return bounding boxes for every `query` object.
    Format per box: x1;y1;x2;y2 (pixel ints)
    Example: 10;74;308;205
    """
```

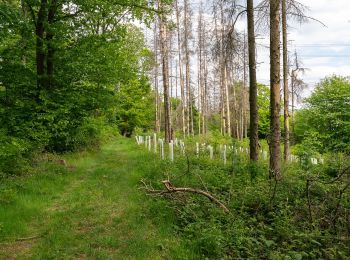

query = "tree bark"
158;0;172;143
247;0;259;161
183;0;191;137
175;0;186;138
224;65;231;136
153;22;161;133
269;0;281;179
282;0;290;161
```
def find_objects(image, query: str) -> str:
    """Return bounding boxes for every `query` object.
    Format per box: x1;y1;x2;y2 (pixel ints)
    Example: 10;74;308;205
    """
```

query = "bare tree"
158;0;172;142
153;22;161;133
175;0;186;138
269;0;281;179
197;2;205;136
290;50;307;133
247;0;259;161
183;0;193;136
282;0;290;161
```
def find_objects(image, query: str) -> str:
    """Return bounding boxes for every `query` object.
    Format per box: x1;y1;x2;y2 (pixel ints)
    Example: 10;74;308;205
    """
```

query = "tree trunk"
183;0;191;137
224;65;231;136
269;0;281;179
291;70;295;133
202;50;208;135
158;0;172;143
175;0;186;138
153;22;161;133
247;0;259;161
282;0;290;161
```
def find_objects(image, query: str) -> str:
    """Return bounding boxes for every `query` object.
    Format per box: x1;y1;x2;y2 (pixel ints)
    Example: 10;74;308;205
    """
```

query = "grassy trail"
0;138;189;259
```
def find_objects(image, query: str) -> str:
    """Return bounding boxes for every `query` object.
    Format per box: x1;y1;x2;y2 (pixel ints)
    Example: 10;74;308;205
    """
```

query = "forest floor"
0;138;191;259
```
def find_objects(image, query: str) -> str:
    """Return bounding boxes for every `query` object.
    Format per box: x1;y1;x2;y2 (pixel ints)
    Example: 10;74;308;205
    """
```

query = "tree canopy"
294;76;350;154
0;0;156;176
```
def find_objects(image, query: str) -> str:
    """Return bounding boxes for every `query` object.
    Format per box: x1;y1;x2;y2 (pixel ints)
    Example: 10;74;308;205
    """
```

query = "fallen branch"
141;180;230;213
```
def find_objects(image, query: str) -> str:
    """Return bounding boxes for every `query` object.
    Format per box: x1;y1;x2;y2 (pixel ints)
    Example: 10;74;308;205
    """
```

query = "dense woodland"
0;0;350;258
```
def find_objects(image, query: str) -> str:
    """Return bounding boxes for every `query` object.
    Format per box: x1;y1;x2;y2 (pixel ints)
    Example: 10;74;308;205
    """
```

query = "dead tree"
153;22;161;133
247;0;259;161
269;0;281;179
158;0;172;142
175;0;186;138
282;0;290;161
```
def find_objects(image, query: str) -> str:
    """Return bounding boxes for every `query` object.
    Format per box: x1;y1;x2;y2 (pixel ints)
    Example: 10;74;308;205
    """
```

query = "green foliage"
142;139;350;259
257;83;270;138
116;77;154;137
295;76;350;154
0;1;156;175
0;131;31;178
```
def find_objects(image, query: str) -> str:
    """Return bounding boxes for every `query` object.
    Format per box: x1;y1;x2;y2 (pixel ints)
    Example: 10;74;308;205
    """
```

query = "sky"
237;0;350;97
145;0;350;100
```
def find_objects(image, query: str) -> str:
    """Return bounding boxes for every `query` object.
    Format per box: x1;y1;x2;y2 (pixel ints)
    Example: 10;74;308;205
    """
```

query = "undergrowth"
143;146;350;259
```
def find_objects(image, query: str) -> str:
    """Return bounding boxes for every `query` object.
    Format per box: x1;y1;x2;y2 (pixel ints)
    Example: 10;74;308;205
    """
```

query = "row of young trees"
152;0;310;179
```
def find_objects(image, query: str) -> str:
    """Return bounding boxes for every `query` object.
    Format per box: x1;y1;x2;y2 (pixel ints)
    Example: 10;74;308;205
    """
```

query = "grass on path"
0;138;192;259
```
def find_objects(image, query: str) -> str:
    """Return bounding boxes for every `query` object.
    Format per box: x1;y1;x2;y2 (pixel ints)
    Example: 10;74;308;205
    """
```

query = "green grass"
0;138;193;259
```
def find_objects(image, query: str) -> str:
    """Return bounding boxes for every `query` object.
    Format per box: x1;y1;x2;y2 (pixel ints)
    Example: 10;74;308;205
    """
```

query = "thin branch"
142;179;230;213
287;12;327;27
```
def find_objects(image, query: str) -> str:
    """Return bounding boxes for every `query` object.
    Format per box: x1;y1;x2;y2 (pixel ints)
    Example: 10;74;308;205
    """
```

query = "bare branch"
141;179;230;213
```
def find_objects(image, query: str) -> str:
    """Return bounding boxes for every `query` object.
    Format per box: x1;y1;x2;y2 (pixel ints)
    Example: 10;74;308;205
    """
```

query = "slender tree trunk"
247;0;259;161
154;23;161;133
224;65;231;136
269;0;281;179
183;0;191;136
282;0;290;161
202;50;208;135
158;0;172;142
169;34;174;136
291;69;295;134
219;6;229;136
214;11;224;135
197;59;201;135
175;0;186;138
197;3;203;136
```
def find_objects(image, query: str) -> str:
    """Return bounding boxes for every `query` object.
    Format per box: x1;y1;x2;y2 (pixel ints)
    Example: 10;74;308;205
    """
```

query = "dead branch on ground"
141;179;230;213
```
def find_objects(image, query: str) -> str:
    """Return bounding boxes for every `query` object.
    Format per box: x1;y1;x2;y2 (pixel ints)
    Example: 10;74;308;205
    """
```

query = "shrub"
0;130;31;177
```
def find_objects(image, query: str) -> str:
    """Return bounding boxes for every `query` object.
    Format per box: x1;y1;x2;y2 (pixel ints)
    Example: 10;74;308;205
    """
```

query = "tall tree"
269;0;281;179
153;22;161;133
175;0;186;138
197;2;204;135
247;0;258;161
183;0;193;136
158;0;172;142
282;0;290;161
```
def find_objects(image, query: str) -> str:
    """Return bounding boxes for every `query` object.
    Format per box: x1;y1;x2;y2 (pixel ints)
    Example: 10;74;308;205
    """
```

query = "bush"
0;131;31;178
143;142;350;259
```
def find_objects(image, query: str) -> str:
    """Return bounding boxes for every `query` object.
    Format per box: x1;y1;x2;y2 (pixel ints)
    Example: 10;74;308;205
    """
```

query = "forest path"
0;138;187;259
